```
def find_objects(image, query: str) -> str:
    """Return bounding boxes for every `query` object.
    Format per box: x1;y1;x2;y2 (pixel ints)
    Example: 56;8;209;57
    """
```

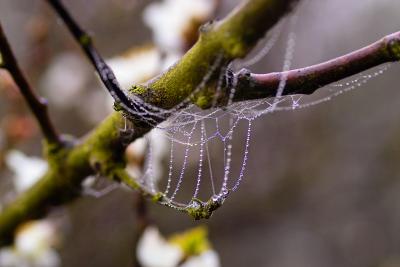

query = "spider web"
112;4;392;218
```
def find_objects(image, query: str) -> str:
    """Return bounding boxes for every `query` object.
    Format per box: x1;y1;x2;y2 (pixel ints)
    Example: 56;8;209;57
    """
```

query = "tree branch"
2;0;398;246
233;31;400;101
0;23;61;145
1;0;300;244
130;0;300;110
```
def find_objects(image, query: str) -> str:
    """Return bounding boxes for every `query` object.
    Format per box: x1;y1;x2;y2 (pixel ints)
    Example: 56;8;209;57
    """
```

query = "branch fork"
0;0;399;246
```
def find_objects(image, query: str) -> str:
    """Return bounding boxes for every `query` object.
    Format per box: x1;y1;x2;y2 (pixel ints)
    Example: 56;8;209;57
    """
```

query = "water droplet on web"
188;199;202;209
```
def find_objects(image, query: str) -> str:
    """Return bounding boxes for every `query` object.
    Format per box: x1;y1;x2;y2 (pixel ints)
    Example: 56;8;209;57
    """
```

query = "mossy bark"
0;0;298;245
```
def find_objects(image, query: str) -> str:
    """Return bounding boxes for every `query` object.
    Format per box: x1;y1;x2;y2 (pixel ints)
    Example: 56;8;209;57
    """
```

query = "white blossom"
40;52;89;109
126;137;148;179
126;128;169;184
143;0;216;53
181;251;220;267
5;150;48;193
127;136;148;159
137;226;183;267
137;226;220;267
107;47;162;89
148;128;170;184
0;220;60;267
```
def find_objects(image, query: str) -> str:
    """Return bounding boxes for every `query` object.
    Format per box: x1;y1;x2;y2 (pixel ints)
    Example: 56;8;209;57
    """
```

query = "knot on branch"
199;20;216;36
79;33;92;47
387;38;400;61
187;194;226;220
195;66;237;108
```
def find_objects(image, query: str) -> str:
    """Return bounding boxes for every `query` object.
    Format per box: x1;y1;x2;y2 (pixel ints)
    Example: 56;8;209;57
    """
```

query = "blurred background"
1;0;400;266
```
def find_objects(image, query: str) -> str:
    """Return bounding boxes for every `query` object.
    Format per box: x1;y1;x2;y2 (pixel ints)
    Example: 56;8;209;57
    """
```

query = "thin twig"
0;0;301;245
234;31;400;101
0;23;61;145
2;0;399;246
45;0;136;113
0;52;4;68
132;193;148;267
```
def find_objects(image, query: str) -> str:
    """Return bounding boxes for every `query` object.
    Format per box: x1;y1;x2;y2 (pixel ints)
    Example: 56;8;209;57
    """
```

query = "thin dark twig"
132;193;149;267
0;52;4;68
0;23;61;145
45;0;136;113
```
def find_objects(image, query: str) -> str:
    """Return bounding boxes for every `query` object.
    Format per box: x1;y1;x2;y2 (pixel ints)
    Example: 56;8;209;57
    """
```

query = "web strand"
120;1;395;217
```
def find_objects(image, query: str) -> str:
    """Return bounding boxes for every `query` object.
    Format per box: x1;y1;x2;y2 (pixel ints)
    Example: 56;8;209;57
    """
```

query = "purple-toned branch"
0;23;61;145
233;31;400;102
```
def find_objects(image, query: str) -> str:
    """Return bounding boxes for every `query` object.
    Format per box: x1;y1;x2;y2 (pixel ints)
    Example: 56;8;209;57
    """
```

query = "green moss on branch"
0;0;298;245
130;0;298;110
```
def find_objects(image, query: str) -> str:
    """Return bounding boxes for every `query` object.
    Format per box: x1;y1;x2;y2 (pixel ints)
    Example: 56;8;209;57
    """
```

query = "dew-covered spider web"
108;4;393;218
